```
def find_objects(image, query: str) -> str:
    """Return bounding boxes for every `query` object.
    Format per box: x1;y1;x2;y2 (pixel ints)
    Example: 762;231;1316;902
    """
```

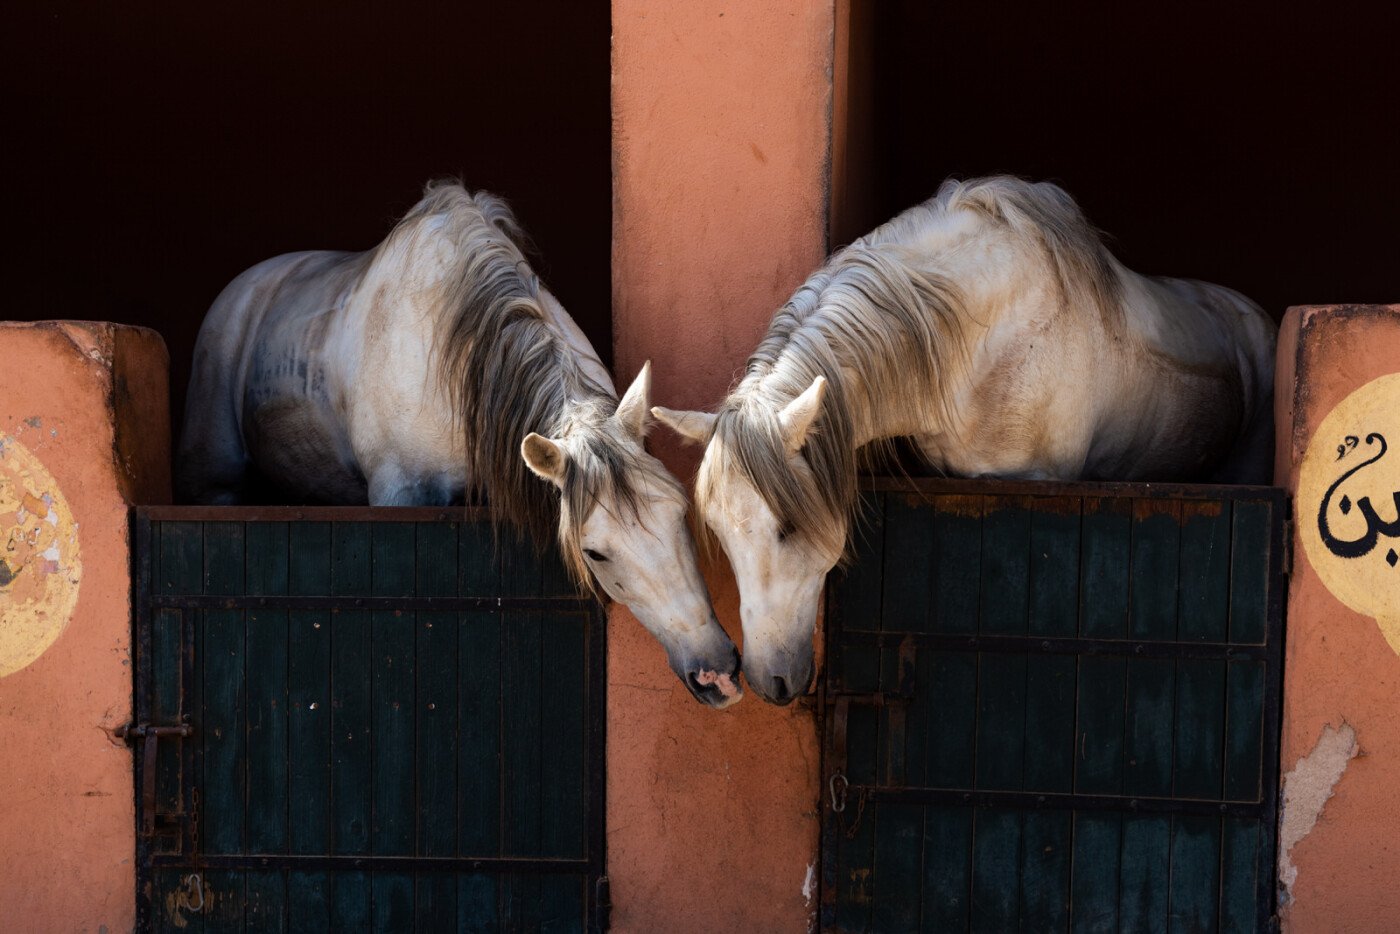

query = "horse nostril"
771;675;791;703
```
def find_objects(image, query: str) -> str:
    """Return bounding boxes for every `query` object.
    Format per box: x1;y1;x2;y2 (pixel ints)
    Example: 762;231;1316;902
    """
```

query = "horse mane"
697;175;1124;560
385;180;661;588
933;175;1124;331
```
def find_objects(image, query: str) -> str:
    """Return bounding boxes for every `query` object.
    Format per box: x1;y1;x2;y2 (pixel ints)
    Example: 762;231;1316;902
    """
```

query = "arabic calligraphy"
1317;432;1400;563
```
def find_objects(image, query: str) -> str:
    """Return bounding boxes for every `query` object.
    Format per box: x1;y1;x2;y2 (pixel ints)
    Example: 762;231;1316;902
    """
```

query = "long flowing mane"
697;176;1124;559
384;181;662;583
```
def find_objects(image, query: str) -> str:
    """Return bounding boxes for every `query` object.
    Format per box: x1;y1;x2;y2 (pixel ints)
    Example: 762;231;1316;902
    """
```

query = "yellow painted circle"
0;435;81;677
1299;373;1400;655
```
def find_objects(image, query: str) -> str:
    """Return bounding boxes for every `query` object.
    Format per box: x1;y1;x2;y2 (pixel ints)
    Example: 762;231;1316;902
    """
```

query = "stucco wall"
1275;305;1400;931
610;2;833;930
0;322;169;933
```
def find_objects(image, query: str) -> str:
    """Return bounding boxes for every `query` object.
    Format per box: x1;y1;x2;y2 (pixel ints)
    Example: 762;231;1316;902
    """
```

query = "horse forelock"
558;407;686;592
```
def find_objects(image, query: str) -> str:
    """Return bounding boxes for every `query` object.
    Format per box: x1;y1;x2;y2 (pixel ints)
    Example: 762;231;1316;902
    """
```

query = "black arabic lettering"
1318;432;1400;559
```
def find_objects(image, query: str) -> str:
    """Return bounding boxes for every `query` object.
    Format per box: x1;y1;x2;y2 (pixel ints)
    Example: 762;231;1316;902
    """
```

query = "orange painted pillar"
0;322;169;933
611;2;833;929
1275;305;1400;930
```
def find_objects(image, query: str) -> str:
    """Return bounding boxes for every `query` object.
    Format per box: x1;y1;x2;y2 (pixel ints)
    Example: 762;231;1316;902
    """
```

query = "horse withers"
655;176;1276;705
178;181;740;707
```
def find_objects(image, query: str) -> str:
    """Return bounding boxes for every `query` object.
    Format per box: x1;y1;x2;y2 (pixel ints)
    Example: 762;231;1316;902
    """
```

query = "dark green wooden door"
130;507;607;933
821;480;1286;934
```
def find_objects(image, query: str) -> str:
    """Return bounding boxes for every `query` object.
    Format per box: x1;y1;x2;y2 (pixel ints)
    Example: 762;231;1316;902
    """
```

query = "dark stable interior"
837;1;1400;321
8;2;1399;444
6;3;610;432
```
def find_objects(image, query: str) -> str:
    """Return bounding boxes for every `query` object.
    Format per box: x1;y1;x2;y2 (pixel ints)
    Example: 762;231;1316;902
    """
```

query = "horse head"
522;363;742;708
655;376;847;705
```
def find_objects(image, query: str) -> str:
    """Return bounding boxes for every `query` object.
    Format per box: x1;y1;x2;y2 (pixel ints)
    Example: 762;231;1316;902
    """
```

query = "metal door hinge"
593;875;612;932
116;721;193;836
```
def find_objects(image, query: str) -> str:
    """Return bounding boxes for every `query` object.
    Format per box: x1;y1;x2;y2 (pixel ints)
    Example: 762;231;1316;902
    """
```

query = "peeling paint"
802;861;816;905
1279;722;1358;904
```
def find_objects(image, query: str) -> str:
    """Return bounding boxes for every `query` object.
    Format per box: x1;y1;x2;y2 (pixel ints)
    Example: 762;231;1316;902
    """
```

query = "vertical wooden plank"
156;522;201;846
152;609;183;825
975;653;1027;790
881;493;933;633
970;809;1021;933
458;514;502;929
1029;498;1082;638
202;522;246;928
371;873;414;933
245;522;289;856
370;523;417;857
980;495;1032;635
202;868;246;934
1075;657;1125;795
932;495;982;634
540;613;587;859
1070;812;1121;934
841;491;885;631
1220;819;1260;933
1024;655;1076;794
871;803;923;933
500;532;543;928
1124;658;1175;798
329;872;371;930
1177;500;1231;642
370;523;416;933
1228;502;1271;645
1169;815;1222;934
536;876;586;932
417;522;459;861
245;870;286;934
922;806;973;932
286;871;331;934
1019;810;1071;932
539;610;588;929
1079;498;1131;638
1174;659;1226;800
833;689;879;931
1129;499;1180;641
926;651;977;789
416;873;459;934
457;874;500;932
331;523;372;857
1117;816;1170;934
288;523;331;858
159;520;203;594
1223;661;1265;802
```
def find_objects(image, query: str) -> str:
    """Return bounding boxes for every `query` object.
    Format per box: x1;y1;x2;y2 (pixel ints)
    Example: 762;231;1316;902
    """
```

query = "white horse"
178;181;740;706
654;176;1276;705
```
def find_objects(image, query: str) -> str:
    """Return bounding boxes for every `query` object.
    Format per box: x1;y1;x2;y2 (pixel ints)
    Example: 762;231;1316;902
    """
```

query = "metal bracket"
593;875;612;932
117;721;193;836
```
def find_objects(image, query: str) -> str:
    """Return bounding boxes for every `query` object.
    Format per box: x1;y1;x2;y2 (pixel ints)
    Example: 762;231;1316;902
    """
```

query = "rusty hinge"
116;721;193;836
593;875;611;932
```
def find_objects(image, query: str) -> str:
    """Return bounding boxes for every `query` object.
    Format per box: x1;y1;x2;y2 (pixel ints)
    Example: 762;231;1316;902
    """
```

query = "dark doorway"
7;3;611;431
836;1;1400;318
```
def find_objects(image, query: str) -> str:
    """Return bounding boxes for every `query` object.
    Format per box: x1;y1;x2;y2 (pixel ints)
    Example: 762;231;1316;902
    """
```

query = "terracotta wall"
610;1;834;930
1274;305;1400;931
0;322;169;933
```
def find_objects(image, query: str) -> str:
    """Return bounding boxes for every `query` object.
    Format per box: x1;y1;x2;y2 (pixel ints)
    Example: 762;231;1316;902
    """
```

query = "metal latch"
116;721;193;835
593;875;612;932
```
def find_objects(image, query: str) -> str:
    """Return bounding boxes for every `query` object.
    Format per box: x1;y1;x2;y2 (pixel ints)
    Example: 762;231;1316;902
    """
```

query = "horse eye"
584;549;608;562
777;524;793;544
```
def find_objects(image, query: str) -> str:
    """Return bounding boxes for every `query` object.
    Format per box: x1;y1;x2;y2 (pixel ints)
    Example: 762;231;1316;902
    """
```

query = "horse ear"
778;376;827;453
613;360;652;439
521;433;568;486
651;407;717;445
